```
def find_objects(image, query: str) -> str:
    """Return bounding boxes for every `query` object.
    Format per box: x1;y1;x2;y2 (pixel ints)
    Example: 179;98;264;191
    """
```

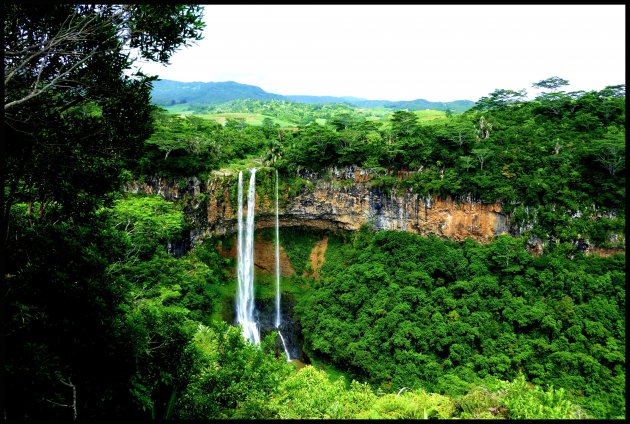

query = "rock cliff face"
216;233;297;277
268;184;508;243
125;166;625;270
126;168;510;245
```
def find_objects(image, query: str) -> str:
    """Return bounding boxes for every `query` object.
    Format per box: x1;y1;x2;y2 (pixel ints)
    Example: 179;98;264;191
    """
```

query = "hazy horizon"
137;5;625;102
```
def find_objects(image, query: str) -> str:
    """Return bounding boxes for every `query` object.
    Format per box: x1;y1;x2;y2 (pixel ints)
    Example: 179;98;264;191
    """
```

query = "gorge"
126;166;623;259
128;167;509;244
125;165;626;370
5;4;625;417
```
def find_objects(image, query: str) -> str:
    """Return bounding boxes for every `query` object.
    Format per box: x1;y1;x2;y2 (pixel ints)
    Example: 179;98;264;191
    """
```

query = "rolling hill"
151;80;475;112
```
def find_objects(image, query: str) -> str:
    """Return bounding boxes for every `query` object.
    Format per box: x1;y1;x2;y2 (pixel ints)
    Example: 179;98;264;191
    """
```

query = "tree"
593;127;625;176
330;112;358;131
471;148;492;170
532;76;570;92
437;119;475;148
108;194;187;260
529;77;574;117
176;323;292;419
261;116;280;138
263;139;283;167
3;4;205;238
533;91;575;116
3;4;206;419
390;110;419;138
225;117;246;130
286;123;338;170
4;4;204;112
473;89;527;110
146;112;219;160
459;156;475;172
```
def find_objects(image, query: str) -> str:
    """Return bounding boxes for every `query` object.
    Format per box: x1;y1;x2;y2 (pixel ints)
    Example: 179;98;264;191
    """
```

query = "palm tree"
263;139;283;167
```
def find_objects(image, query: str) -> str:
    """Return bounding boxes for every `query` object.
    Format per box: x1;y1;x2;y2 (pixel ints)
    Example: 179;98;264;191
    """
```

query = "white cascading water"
274;170;292;361
278;331;291;361
274;169;281;328
236;169;260;345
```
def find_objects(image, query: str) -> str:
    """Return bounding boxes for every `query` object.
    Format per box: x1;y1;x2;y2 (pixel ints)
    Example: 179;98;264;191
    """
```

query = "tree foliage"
3;4;205;236
3;18;625;419
295;230;625;418
140;77;625;252
3;4;205;419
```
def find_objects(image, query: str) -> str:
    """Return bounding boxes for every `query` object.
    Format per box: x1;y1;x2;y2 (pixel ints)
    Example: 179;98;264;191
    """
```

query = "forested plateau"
3;4;626;420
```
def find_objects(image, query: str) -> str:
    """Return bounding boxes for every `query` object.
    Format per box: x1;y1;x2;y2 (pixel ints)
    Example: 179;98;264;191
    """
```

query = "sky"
136;4;626;102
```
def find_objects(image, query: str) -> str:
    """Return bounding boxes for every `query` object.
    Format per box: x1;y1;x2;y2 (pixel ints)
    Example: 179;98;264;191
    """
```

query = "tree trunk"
59;377;77;421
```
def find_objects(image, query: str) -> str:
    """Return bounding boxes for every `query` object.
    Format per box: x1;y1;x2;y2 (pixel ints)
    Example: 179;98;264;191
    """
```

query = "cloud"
137;5;625;102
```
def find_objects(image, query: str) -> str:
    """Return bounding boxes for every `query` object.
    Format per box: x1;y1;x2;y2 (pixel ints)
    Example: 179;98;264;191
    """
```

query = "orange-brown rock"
126;168;510;244
306;236;328;280
216;233;296;277
253;235;296;277
125;167;623;258
585;247;625;257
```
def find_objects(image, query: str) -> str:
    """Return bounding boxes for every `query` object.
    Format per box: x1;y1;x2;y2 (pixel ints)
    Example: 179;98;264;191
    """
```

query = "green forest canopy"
3;3;625;419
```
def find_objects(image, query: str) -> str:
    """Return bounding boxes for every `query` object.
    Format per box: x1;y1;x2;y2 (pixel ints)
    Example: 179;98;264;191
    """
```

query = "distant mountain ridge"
150;80;475;112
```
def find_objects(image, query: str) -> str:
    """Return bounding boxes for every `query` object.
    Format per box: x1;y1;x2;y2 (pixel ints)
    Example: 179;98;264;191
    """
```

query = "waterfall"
278;331;291;362
236;169;260;345
274;170;292;362
274;169;281;328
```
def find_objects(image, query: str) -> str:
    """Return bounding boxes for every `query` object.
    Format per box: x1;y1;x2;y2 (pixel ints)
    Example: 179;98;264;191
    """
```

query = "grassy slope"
159;104;449;129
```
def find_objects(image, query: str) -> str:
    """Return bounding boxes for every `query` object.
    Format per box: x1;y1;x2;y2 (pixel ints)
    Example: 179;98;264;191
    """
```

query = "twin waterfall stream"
235;169;292;361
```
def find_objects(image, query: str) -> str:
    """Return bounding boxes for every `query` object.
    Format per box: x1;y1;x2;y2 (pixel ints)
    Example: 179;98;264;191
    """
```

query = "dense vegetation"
3;3;625;420
2;4;209;419
296;228;625;418
140;80;625;249
7;194;609;419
